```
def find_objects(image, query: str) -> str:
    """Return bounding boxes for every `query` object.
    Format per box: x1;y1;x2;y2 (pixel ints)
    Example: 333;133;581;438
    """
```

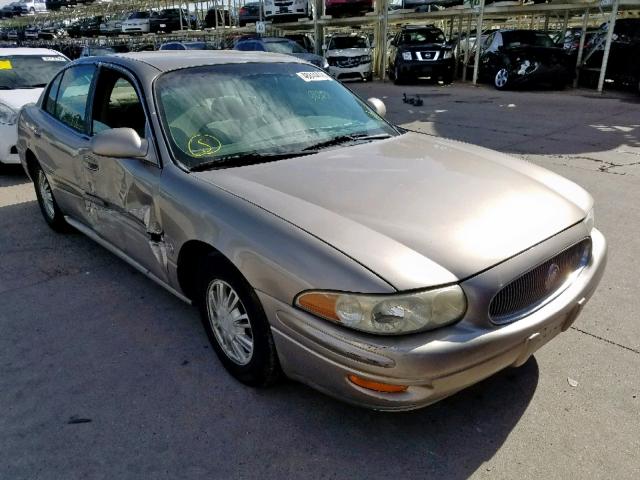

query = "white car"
16;0;46;15
121;11;151;34
0;48;68;165
325;34;373;82
100;15;125;36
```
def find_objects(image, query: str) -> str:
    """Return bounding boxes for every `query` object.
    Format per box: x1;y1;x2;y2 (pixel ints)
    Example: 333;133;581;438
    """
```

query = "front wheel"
197;257;281;387
33;163;68;232
494;67;510;90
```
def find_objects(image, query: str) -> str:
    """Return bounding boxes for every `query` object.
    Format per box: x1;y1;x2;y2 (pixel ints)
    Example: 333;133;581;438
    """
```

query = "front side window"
44;71;63;115
263;41;305;54
92;69;146;139
0;54;68;90
155;63;398;170
54;64;96;132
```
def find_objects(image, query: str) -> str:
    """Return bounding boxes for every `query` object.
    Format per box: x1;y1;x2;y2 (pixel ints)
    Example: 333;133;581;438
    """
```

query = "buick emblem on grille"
544;263;561;291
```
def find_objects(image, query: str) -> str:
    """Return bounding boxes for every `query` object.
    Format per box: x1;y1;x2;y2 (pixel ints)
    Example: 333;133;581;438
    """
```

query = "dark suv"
387;25;455;84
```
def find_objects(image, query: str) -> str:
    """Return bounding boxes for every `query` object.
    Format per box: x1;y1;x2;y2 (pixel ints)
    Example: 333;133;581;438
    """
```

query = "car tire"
494;67;509;90
441;72;454;85
197;255;281;387
33;163;68;232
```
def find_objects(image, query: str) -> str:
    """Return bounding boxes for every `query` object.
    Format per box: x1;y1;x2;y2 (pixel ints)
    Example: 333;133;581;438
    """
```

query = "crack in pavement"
571;326;640;355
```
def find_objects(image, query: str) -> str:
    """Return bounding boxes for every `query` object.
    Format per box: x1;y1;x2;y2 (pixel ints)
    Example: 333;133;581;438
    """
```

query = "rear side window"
53;64;96;132
44;72;63;115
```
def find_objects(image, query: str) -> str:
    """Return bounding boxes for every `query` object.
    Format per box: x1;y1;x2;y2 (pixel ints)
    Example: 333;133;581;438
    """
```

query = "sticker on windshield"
0;60;12;70
187;134;221;158
42;56;66;62
296;71;331;82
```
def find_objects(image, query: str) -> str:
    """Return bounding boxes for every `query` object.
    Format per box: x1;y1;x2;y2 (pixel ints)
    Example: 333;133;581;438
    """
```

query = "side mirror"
367;97;386;118
91;128;148;158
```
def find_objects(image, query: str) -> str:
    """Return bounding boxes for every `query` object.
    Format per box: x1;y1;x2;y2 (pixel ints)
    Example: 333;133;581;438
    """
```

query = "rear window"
0;55;68;90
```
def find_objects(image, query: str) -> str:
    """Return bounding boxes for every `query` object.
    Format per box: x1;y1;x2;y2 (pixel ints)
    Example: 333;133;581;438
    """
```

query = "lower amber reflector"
348;375;408;393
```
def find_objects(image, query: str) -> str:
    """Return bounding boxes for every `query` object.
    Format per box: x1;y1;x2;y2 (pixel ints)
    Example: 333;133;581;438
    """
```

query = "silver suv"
17;0;47;14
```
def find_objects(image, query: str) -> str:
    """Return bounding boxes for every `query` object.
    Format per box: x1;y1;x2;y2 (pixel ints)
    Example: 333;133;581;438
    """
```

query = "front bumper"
263;227;606;411
328;62;372;81
397;58;454;79
0;124;20;164
510;63;570;86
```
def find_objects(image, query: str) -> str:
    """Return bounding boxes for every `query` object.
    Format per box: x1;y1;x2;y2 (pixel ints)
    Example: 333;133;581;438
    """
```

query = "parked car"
324;34;372;81
15;0;47;14
238;2;262;26
325;0;372;17
159;41;207;50
235;36;328;69
1;1;20;18
262;0;308;20
387;25;455;84
23;24;39;39
150;8;193;33
0;47;68;166
476;29;571;90
16;51;605;410
78;15;103;37
80;45;128;57
121;11;151;34
38;22;67;39
99;15;125;36
581;19;640;90
204;6;231;28
45;0;75;10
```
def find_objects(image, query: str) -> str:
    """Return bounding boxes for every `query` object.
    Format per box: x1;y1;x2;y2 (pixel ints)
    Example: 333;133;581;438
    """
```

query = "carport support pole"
462;14;472;82
573;9;590;88
472;0;486;85
313;0;323;56
597;0;620;93
373;0;389;81
454;14;463;79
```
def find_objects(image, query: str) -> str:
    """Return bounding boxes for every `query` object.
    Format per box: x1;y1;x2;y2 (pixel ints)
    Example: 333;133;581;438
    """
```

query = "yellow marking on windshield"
0;60;13;70
187;134;221;158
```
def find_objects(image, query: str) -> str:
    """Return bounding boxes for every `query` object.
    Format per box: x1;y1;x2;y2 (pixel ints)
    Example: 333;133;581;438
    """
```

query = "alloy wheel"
495;68;509;89
37;170;55;220
206;279;254;365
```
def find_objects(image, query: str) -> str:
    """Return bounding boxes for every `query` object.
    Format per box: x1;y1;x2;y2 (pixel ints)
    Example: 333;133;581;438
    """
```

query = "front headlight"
360;55;372;63
402;51;412;61
585;208;595;232
295;286;467;335
443;49;453;59
0;103;18;125
323;58;329;70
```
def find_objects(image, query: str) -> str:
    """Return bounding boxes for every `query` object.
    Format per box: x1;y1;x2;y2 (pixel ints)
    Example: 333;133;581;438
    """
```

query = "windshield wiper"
302;133;391;152
190;150;315;172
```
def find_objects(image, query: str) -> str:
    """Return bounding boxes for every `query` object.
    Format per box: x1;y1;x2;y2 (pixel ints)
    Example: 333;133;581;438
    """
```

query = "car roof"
0;47;65;56
101;50;305;72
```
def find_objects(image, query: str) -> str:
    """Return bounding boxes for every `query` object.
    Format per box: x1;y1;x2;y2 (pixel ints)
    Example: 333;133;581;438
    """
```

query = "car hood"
0;88;43;110
326;48;371;57
194;133;589;290
290;52;325;67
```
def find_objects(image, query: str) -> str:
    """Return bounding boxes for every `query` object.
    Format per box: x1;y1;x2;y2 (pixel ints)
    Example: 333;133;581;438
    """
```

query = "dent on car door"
36;64;96;221
83;66;168;282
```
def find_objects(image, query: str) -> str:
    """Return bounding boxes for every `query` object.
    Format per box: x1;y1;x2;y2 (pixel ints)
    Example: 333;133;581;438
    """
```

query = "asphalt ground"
1;82;638;479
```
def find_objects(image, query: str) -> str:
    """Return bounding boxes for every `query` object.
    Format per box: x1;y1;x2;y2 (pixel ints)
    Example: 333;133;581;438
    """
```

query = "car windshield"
155;63;397;170
263;41;306;54
0;55;68;90
399;29;445;45
128;12;149;19
329;36;368;49
502;31;556;48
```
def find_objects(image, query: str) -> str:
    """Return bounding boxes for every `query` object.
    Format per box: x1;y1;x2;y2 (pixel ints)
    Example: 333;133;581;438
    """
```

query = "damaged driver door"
82;65;169;283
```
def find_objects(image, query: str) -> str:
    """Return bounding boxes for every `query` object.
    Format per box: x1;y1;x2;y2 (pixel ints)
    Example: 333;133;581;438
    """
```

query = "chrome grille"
489;238;592;324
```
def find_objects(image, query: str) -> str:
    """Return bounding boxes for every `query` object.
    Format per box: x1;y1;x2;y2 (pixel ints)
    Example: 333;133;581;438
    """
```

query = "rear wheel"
197;256;280;387
494;67;510;90
33;163;68;232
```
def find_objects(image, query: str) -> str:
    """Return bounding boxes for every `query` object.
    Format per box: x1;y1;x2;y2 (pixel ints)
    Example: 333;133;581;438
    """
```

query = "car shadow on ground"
0;200;540;479
0;164;29;188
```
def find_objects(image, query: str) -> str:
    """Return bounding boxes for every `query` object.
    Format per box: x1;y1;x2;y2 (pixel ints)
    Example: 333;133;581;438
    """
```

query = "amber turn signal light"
348;375;408;393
